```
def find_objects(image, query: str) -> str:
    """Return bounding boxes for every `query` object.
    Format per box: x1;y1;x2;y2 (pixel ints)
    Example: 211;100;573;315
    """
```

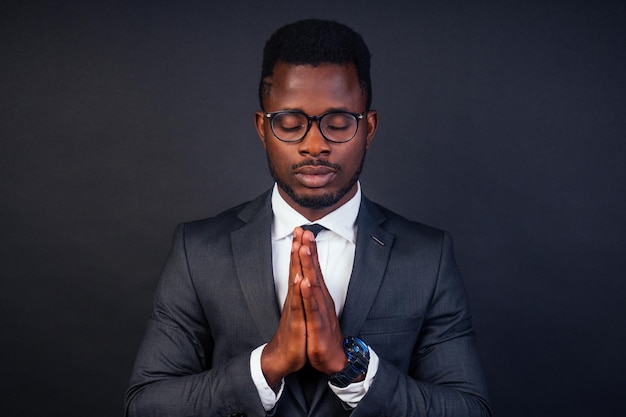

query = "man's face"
255;62;378;219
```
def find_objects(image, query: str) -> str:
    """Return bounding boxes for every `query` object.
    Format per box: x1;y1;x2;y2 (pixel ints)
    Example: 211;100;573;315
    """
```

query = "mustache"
291;159;342;172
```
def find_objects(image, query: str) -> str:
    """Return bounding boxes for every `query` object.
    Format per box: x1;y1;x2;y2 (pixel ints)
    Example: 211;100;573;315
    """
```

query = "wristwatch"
328;336;370;388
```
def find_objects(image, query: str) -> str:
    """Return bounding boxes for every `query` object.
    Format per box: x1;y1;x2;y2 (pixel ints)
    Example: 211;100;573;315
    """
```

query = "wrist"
261;344;292;388
326;347;349;374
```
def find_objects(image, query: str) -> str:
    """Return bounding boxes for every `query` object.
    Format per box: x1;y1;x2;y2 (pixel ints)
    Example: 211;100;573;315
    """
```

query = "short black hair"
259;19;372;110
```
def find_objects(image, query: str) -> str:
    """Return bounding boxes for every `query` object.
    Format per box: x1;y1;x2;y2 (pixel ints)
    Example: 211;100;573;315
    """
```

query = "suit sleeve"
124;224;266;417
353;232;492;417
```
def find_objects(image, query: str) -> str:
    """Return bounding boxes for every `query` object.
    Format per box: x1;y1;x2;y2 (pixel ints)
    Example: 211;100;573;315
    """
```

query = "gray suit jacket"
125;191;491;417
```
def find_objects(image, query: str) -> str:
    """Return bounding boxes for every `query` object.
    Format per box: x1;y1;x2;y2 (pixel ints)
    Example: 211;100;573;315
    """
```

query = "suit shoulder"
183;202;247;233
174;191;271;243
371;201;448;243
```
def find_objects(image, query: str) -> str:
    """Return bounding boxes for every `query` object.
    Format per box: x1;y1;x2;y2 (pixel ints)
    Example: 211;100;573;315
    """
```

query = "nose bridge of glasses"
306;114;326;137
301;114;330;148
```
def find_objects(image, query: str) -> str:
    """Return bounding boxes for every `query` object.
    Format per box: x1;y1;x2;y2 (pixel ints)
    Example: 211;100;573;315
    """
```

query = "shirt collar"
271;182;361;244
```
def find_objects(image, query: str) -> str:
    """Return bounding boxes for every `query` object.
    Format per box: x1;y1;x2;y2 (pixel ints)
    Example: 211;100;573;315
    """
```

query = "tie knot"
301;223;326;237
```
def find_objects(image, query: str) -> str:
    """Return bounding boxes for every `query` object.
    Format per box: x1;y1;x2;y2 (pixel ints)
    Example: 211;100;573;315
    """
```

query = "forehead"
263;62;365;112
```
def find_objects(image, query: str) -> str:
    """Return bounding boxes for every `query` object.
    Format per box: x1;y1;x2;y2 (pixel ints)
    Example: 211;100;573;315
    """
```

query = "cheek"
266;145;291;169
342;145;366;167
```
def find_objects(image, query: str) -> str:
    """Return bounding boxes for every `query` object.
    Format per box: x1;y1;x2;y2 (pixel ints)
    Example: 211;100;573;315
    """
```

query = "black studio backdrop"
2;1;625;416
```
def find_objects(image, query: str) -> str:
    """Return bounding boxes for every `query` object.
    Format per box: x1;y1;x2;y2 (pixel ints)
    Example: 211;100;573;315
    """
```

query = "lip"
295;165;336;175
293;165;337;187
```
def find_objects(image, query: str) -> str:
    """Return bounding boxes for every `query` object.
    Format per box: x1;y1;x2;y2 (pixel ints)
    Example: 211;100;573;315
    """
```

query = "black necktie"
301;223;326;237
297;362;319;408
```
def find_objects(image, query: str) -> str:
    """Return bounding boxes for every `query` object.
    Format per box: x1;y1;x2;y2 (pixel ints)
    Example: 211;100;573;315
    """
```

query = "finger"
287;270;304;308
299;243;331;324
299;230;322;285
288;228;304;288
285;233;305;318
299;233;335;315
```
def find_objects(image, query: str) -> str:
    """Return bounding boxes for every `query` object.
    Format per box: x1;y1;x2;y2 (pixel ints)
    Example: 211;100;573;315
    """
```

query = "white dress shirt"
250;183;379;410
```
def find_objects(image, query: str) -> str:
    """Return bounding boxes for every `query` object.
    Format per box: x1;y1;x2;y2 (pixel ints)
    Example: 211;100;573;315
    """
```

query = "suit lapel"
230;191;281;342
340;197;394;336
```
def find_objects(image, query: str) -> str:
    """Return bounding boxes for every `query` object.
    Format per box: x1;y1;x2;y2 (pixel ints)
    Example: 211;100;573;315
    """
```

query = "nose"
298;121;331;156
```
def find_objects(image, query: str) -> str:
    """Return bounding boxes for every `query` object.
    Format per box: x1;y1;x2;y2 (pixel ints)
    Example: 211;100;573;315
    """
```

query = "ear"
364;110;378;150
254;111;267;150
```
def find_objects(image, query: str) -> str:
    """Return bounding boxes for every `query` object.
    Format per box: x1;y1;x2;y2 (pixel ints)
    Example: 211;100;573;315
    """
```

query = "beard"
267;154;366;210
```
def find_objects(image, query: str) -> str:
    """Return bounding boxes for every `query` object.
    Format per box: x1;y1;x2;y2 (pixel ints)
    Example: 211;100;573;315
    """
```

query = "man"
125;19;491;417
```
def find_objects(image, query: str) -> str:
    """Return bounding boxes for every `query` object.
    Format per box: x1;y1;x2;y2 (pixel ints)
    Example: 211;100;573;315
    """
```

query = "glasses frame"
265;110;366;143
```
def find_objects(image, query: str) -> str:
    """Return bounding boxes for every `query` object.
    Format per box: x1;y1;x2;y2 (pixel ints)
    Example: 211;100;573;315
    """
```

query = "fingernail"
306;247;311;255
294;273;300;283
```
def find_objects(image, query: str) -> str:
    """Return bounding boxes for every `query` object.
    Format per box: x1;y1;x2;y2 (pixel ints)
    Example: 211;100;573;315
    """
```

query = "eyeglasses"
265;110;365;143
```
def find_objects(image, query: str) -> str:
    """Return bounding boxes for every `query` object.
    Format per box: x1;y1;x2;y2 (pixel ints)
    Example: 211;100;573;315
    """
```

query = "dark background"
2;1;625;416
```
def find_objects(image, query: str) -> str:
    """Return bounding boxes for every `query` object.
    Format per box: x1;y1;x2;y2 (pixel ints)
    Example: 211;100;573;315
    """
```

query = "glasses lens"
271;112;307;142
321;113;358;142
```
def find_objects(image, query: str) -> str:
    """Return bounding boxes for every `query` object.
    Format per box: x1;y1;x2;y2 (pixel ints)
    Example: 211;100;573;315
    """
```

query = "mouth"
293;164;338;188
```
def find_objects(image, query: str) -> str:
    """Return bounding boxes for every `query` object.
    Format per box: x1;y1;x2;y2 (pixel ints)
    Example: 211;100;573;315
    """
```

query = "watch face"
344;336;369;361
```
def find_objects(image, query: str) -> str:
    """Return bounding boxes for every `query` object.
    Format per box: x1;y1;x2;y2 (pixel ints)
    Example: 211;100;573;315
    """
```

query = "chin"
292;193;341;209
281;183;354;210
